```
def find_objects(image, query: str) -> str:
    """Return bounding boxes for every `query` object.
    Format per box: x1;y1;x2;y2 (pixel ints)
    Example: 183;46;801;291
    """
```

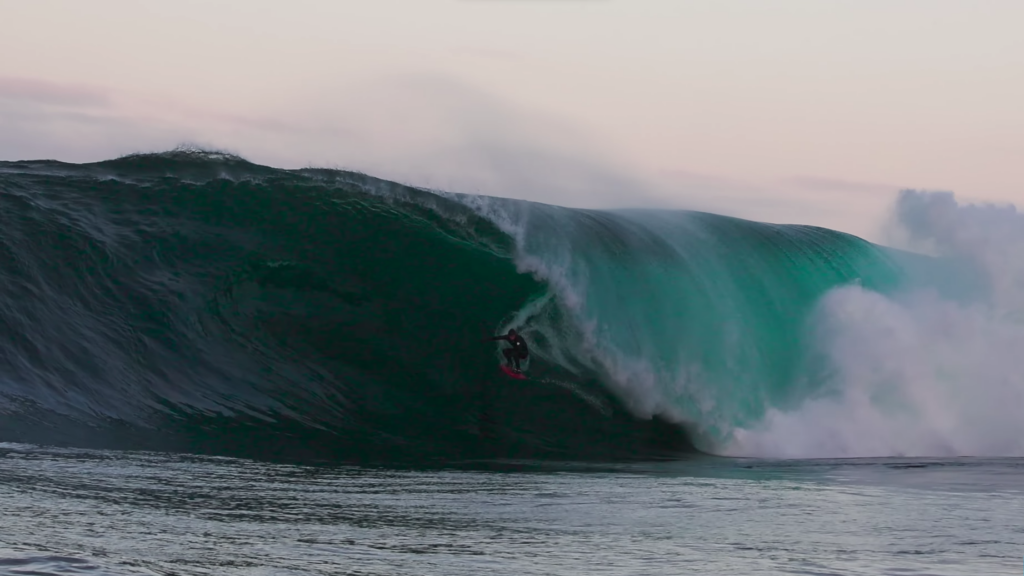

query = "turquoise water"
1;443;1021;575
0;150;935;459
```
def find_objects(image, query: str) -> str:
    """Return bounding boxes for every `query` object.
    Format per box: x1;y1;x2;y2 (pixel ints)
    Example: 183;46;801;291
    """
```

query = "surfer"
486;328;529;373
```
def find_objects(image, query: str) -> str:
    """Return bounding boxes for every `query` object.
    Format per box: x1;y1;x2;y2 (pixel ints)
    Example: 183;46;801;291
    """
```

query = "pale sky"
2;0;1022;240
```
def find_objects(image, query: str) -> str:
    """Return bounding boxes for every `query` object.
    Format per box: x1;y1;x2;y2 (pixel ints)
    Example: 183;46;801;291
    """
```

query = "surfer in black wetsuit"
487;328;529;373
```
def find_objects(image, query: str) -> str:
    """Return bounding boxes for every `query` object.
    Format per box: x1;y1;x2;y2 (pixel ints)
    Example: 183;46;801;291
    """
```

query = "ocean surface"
1;149;1022;574
1;444;1021;575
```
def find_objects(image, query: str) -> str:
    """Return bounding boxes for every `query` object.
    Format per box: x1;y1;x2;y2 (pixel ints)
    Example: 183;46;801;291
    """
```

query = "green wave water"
480;201;906;447
0;149;961;462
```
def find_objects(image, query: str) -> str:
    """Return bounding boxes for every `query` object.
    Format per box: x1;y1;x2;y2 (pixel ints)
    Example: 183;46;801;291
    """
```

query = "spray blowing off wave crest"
729;190;1024;458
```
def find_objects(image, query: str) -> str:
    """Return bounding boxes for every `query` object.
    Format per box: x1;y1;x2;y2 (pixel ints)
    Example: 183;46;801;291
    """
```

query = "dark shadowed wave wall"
0;150;929;463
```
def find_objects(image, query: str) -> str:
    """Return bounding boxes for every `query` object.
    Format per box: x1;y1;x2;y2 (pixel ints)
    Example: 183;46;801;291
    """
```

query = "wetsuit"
490;333;529;371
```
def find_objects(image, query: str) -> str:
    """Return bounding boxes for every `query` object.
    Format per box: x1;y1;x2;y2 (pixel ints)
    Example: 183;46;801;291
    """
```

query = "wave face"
0;150;1013;462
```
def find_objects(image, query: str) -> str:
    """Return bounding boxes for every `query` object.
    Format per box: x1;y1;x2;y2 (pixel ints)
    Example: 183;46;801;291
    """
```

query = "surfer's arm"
485;335;509;342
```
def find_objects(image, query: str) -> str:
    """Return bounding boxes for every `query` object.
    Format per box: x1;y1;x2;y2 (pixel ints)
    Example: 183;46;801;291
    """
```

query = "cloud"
450;46;525;62
784;175;899;197
0;76;109;108
0;99;185;163
0;75;294;163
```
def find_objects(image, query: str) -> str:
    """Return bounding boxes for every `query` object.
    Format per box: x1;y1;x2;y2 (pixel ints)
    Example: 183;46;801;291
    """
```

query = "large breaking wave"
0;149;1019;462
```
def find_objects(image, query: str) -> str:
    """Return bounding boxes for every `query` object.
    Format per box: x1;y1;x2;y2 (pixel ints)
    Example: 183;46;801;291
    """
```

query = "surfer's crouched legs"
503;348;517;369
503;348;527;371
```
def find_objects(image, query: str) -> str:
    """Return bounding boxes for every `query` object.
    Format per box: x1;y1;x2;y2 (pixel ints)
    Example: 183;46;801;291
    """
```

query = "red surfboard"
499;365;527;380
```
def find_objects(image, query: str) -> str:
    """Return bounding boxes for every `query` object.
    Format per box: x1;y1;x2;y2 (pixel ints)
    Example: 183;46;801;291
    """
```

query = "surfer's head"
508;328;517;337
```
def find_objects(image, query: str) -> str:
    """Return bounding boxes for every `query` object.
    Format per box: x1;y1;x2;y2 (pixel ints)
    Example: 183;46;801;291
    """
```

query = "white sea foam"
727;191;1024;458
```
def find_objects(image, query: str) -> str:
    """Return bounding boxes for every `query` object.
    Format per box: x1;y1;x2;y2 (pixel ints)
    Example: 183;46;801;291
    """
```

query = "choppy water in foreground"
1;444;1021;575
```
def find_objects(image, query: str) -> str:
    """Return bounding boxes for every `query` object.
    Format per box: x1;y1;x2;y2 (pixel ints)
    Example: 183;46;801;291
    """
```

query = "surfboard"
499;365;527;380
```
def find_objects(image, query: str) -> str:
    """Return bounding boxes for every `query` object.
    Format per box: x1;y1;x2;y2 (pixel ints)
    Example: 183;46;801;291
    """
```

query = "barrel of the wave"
489;204;905;450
